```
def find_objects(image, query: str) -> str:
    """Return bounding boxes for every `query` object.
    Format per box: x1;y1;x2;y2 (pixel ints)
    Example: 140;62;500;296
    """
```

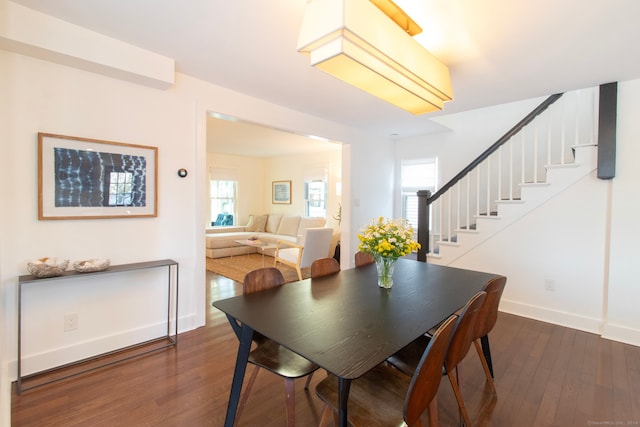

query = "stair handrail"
417;92;565;261
428;93;564;205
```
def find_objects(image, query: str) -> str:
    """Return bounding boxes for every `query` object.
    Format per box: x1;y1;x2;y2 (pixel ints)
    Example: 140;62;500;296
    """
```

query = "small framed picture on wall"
272;180;291;204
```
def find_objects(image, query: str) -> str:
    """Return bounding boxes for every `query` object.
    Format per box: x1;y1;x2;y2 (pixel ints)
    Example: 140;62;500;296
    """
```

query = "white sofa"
205;213;332;259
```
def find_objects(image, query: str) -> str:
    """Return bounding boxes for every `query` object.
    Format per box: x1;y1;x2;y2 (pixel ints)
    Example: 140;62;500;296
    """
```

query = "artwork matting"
38;133;158;220
272;180;291;204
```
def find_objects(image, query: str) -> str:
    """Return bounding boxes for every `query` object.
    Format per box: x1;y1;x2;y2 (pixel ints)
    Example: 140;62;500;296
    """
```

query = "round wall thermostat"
177;168;188;178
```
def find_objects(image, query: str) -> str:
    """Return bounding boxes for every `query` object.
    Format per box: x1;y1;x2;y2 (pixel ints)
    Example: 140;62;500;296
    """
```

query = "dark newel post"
416;190;430;262
597;82;617;179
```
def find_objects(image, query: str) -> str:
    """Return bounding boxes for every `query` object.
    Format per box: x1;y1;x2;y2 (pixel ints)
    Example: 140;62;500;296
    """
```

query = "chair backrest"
445;291;487;371
310;257;340;278
299;228;334;268
243;267;285;294
354;251;375;267
473;276;507;340
404;314;457;425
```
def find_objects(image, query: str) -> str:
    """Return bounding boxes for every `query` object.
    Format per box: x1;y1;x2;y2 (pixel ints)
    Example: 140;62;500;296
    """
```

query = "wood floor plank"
11;272;640;426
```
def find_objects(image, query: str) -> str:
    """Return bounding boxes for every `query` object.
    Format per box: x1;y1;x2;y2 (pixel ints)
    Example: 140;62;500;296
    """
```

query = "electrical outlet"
64;313;78;331
544;279;556;292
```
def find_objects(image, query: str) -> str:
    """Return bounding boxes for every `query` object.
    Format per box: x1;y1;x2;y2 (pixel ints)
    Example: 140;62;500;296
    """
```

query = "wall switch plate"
544;279;556;292
64;313;78;331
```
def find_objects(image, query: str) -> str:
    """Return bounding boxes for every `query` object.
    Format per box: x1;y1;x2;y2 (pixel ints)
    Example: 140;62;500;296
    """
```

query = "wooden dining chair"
234;267;320;427
471;276;507;393
354;251;375;267
315;314;458;427
311;257;340;278
387;291;487;427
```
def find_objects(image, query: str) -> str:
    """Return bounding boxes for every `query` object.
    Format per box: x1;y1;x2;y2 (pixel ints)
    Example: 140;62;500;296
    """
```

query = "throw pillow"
266;214;283;234
277;216;301;236
246;214;268;232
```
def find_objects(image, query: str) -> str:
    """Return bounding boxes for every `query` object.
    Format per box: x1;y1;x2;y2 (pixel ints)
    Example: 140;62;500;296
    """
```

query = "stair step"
496;199;525;204
476;213;501;219
459;224;477;230
546;162;581;169
456;228;479;234
520;182;550;188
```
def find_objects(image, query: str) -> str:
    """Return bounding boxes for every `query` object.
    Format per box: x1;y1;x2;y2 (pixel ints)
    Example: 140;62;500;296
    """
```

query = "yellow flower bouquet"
357;217;420;259
357;217;421;288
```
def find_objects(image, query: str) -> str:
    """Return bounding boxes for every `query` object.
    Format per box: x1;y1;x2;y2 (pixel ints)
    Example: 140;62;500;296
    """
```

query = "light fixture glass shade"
297;0;453;115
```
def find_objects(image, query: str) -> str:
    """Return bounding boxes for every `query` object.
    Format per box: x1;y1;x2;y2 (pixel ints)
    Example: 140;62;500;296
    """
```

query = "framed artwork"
272;180;291;204
38;133;158;220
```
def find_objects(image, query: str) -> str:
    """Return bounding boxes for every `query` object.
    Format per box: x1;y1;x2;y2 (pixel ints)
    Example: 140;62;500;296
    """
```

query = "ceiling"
11;0;640;153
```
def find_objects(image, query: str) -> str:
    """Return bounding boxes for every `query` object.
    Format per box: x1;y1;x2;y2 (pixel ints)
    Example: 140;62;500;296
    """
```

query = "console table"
17;259;179;394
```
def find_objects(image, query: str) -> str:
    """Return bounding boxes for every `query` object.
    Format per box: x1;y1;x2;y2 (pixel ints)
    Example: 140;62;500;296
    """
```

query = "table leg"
223;322;254;427
338;377;351;427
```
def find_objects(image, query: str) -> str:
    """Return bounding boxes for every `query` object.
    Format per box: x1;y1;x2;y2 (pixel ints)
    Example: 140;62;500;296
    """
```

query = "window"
304;167;328;218
304;180;327;217
401;159;437;233
108;171;133;206
210;180;236;225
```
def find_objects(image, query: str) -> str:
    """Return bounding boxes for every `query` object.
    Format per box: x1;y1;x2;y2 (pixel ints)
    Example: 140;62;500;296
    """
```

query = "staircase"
418;87;599;265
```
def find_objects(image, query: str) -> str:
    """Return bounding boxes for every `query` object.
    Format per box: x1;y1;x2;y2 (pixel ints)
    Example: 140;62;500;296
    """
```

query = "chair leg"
474;340;497;395
480;335;494;378
304;371;314;390
295;266;302;281
284;378;295;427
428;395;439;427
236;365;260;423
447;366;471;427
318;405;334;427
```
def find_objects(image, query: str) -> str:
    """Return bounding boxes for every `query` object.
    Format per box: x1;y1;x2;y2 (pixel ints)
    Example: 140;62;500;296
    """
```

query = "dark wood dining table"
213;258;500;427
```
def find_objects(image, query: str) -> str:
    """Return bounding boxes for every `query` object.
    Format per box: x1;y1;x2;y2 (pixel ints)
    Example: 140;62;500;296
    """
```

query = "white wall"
1;13;393;425
605;79;640;344
2;50;200;367
402;81;640;346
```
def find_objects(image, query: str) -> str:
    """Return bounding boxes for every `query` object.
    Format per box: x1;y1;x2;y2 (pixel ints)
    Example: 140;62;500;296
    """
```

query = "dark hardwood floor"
11;271;640;426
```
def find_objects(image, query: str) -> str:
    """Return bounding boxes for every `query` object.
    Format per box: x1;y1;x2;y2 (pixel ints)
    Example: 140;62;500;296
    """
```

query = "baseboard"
499;298;603;336
602;323;640;347
8;311;197;381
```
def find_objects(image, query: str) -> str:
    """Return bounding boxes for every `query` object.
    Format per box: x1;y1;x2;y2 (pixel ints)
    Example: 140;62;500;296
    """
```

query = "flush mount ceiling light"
297;0;453;114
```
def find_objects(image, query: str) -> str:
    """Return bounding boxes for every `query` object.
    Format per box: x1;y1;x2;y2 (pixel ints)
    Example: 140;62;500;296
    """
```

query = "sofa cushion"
277;216;301;236
266;214;283;233
246;214;268;232
296;216;326;236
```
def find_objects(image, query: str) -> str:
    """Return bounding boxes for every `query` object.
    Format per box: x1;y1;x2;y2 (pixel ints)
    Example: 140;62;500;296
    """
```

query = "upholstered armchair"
274;227;334;280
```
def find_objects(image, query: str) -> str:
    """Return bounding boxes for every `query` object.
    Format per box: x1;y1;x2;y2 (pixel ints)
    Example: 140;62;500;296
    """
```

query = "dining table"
213;258;501;427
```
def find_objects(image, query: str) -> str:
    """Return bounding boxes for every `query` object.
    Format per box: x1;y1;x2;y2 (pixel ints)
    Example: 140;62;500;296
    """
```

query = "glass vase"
374;255;397;289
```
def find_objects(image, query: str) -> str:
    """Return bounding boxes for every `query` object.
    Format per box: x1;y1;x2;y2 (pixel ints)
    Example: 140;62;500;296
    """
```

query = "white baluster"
521;129;526;184
466;173;470;229
498;146;503;202
456;182;460;232
509;138;514;200
533;124;539;183
486;158;491;215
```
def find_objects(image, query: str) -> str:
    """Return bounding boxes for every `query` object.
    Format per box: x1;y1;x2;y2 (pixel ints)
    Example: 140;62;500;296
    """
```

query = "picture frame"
38;133;158;220
272;180;291;204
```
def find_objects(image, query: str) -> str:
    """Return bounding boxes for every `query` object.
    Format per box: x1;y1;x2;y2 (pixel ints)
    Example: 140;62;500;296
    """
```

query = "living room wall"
206;152;267;226
206;148;342;229
264;150;342;229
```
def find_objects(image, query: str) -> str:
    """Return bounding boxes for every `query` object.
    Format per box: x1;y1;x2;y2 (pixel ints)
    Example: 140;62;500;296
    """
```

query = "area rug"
206;254;310;283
